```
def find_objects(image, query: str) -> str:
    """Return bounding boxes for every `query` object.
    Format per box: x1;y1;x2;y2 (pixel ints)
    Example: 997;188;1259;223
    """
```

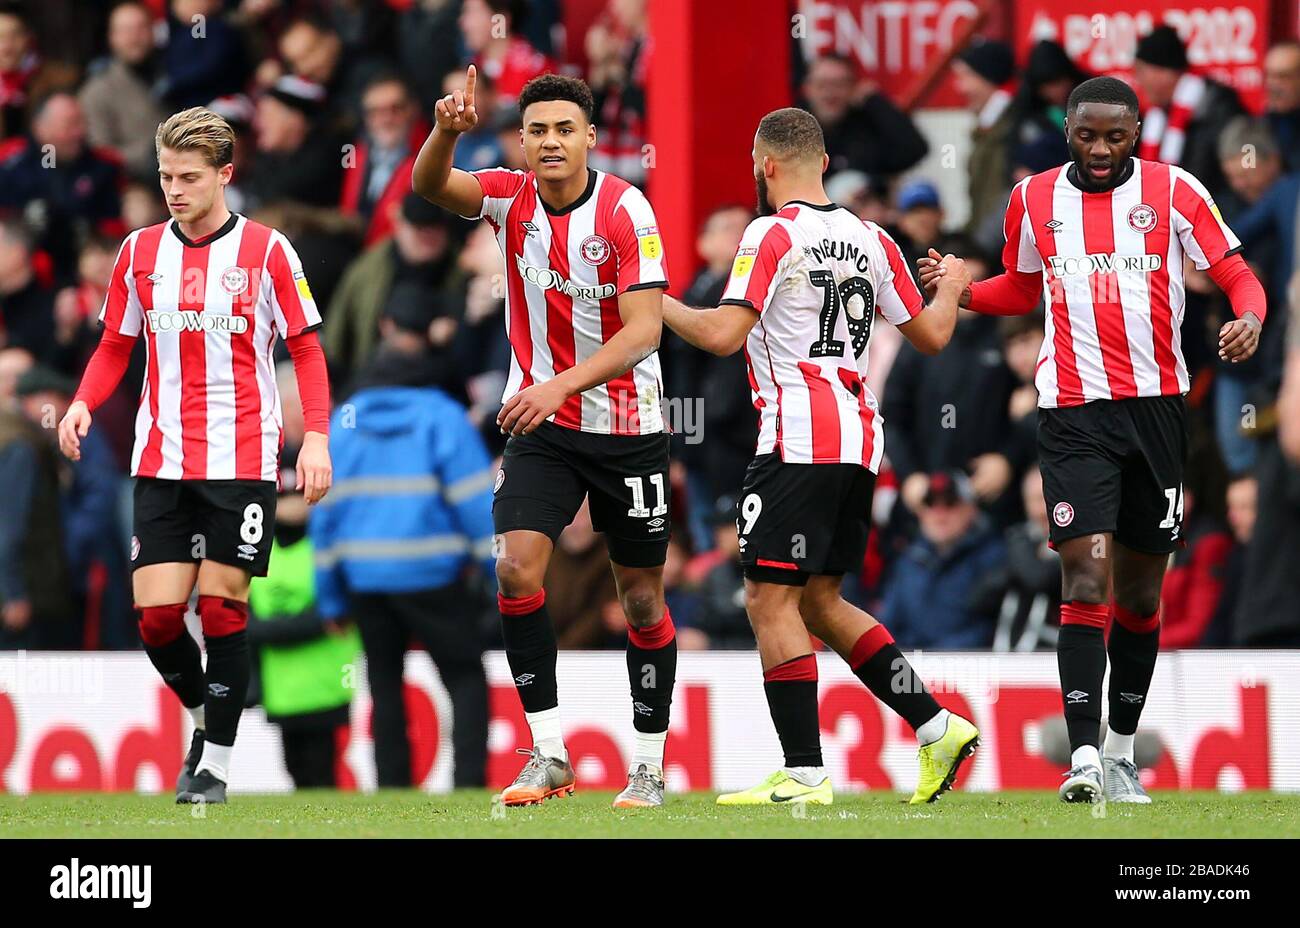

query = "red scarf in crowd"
1138;72;1206;165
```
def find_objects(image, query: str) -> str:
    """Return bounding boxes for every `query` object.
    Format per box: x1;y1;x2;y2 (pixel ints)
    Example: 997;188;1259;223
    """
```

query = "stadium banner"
0;650;1295;794
795;0;988;107
1015;0;1271;112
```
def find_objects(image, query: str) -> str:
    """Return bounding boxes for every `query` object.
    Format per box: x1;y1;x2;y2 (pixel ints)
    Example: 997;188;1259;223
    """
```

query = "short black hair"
757;107;826;160
518;74;595;124
1067;76;1140;118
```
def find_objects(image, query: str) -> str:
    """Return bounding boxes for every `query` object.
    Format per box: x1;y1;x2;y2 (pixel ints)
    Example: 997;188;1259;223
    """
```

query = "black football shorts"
492;421;671;568
132;478;278;576
737;453;877;586
1037;394;1188;555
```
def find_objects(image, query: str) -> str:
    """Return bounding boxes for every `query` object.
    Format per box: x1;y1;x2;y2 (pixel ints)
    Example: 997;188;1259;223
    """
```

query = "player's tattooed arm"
661;293;758;356
411;64;485;218
497;286;665;436
898;253;971;355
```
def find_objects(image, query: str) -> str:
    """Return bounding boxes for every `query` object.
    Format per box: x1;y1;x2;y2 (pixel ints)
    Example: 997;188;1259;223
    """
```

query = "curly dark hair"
518;74;595;124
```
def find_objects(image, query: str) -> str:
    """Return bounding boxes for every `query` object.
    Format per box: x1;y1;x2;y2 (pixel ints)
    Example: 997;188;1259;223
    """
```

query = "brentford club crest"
1127;204;1157;233
130;535;141;562
220;266;250;295
580;235;611;266
1053;501;1075;528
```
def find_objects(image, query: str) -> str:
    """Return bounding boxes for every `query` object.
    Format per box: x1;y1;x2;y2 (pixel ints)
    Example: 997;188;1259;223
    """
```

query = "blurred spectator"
78;1;166;178
0;219;57;362
985;467;1059;652
660;536;703;646
324;192;467;382
1000;311;1043;476
544;501;622;648
275;15;387;133
245;75;345;210
1264;40;1300;172
1159;483;1233;649
826;169;889;224
0;366;74;649
1235;283;1300;645
447;68;505;172
586;0;649;185
450;221;510;446
121;174;169;230
883;303;1017;523
659;204;754;551
161;0;248;110
0;92;125;275
0;344;32;407
799;53;927;179
0;1;77;141
206;92;256;213
459;0;555;107
1007;40;1083;177
17;365;130;648
310;306;496;788
394;0;466;112
1215;117;1295;474
489;102;526;171
892;179;944;271
1132;24;1245;203
683;495;754;650
881;471;1006;649
1217;118;1296;315
952;38;1015;251
340;72;427;247
248;441;361;790
1204;474;1256;644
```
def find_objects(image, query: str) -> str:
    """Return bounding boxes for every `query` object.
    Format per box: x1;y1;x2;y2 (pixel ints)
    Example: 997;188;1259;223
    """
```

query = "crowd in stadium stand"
3;0;1300;674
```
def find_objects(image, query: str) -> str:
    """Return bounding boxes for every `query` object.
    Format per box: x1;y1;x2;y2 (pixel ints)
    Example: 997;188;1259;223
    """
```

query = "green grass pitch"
1;791;1298;838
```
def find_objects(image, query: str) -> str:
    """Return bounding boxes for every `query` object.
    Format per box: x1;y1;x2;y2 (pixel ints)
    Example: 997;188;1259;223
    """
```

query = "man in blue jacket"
882;471;1007;650
310;298;495;788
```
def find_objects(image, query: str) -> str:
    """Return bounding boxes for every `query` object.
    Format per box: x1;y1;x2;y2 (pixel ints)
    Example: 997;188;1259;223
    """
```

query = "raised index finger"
465;64;477;105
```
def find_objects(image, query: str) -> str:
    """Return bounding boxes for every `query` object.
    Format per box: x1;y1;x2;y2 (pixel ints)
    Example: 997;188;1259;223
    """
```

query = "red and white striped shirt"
1001;158;1241;407
99;214;322;481
719;202;924;470
470;167;668;435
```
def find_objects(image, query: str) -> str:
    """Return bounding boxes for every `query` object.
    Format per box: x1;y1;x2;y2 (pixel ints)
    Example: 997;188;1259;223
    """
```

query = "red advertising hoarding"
1016;1;1272;112
796;0;991;107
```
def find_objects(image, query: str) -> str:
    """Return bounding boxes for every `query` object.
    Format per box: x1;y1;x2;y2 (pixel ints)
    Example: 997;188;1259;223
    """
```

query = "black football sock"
197;596;251;749
848;624;943;732
1058;602;1109;755
1107;604;1160;736
137;603;205;709
626;610;677;734
762;654;823;768
499;591;559;714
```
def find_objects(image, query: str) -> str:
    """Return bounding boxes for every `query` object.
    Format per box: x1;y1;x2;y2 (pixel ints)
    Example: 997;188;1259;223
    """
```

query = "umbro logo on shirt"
521;221;539;236
1044;220;1063;233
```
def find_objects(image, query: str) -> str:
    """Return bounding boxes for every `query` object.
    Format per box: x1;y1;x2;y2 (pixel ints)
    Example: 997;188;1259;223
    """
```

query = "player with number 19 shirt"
662;108;980;808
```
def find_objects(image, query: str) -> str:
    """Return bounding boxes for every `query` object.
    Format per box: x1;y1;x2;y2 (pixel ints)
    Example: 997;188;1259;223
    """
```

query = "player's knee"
495;554;542;598
1114;586;1161;619
135;603;188;647
744;581;790;626
620;585;663;627
1062;569;1109;605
